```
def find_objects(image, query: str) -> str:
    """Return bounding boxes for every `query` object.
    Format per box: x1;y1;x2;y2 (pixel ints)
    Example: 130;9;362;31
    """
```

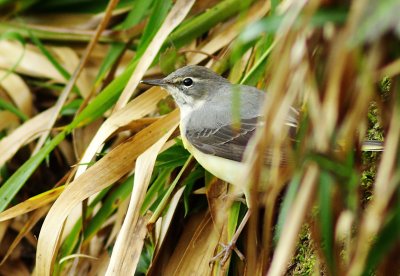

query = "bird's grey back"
182;80;298;163
185;84;265;131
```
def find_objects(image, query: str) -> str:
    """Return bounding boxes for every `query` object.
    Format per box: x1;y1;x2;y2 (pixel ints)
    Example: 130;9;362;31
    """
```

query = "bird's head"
141;65;229;109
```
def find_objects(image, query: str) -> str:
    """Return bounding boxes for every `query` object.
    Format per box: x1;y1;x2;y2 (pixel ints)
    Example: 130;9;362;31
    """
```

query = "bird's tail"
361;140;384;152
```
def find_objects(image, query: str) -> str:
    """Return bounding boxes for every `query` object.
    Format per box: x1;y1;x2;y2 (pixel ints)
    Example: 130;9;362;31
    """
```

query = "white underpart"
182;137;246;185
179;98;206;122
163;84;248;189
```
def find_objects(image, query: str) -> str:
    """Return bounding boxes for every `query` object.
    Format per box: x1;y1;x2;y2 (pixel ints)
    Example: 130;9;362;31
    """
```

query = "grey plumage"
142;65;298;163
184;83;263;162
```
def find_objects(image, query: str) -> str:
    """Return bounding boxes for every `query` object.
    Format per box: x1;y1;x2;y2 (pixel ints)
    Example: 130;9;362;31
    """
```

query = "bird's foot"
209;210;251;266
209;241;245;266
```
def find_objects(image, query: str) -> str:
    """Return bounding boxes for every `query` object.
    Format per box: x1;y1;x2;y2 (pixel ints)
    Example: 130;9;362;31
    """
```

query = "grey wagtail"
141;65;383;262
141;65;298;188
140;65;299;264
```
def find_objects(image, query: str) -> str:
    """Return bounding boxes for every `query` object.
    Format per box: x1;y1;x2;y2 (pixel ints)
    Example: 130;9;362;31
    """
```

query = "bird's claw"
209;242;245;267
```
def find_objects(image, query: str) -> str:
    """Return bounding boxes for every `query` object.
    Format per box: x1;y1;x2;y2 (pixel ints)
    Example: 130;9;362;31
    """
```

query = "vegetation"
0;0;399;275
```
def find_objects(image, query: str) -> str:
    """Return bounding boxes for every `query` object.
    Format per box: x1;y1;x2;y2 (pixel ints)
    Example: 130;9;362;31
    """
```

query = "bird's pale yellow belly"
181;133;246;186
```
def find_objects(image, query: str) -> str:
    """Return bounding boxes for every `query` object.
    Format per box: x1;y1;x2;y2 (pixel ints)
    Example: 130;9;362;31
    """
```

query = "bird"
140;65;300;263
140;65;383;264
141;65;298;184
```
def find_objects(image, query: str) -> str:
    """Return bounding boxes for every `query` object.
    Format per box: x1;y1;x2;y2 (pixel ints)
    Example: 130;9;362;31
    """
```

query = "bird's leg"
209;209;251;266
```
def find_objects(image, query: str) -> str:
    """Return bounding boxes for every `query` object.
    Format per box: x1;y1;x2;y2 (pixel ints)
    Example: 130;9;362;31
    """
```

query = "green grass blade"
83;178;133;240
228;202;241;240
0;98;28;121
94;42;125;83
0;131;67;211
135;0;172;59
149;155;193;223
141;168;172;214
168;0;256;49
183;165;204;216
114;0;153;30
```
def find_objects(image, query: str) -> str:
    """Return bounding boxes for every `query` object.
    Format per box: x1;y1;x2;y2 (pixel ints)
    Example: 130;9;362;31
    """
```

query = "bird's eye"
182;78;193;87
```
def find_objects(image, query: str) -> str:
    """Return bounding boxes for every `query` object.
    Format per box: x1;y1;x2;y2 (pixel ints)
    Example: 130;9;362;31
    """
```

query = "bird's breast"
180;126;246;186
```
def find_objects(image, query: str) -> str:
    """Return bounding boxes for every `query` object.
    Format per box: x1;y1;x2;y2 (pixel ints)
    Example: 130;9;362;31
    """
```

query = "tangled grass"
0;0;399;275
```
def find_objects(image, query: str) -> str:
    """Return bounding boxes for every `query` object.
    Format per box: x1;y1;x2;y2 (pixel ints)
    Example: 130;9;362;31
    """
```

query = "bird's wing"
185;117;260;162
185;113;298;163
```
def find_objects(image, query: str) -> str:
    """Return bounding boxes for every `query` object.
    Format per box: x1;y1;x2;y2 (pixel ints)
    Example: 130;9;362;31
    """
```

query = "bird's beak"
140;79;167;87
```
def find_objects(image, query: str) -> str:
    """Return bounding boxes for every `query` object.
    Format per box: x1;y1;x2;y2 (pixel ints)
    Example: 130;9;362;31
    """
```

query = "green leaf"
84;179;133;240
0;30;26;45
141;168;172;214
135;0;172;59
155;143;190;168
234;8;347;50
94;42;126;83
183;165;204;216
0;98;28;121
60;99;83;116
228;202;242;240
115;0;153;30
169;0;256;49
136;242;154;274
240;38;274;86
149;156;193;222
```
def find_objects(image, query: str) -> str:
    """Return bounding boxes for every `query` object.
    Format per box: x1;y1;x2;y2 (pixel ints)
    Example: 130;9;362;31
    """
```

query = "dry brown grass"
0;0;399;275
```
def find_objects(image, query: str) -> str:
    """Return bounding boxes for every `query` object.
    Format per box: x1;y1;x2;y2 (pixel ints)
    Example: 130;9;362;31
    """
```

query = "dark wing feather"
185;117;259;162
186;115;298;164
